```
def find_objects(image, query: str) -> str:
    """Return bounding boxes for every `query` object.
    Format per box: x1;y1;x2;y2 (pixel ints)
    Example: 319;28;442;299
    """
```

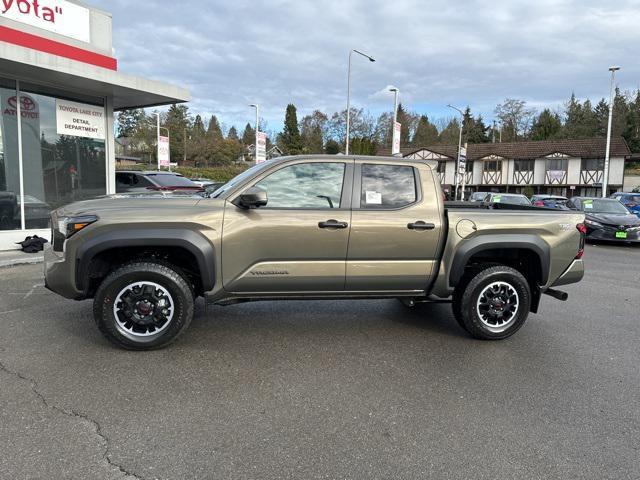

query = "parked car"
531;195;570;210
469;191;491;202
116;171;203;194
610;192;640;218
483;193;532;206
45;155;586;350
568;197;640;243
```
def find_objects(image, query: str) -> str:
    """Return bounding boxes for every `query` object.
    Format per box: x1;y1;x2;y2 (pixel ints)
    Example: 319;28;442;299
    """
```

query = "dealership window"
581;158;604;171
19;83;106;228
0;79;19;231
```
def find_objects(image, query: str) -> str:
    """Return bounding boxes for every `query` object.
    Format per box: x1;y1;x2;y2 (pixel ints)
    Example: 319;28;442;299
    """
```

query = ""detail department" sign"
1;0;91;43
56;99;105;140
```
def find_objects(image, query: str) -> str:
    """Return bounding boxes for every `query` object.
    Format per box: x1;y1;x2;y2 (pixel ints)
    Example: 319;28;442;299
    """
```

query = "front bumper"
586;228;640;242
44;244;85;300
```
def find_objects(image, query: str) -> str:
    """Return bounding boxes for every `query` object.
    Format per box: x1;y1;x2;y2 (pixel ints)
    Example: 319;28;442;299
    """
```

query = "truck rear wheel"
93;261;194;350
453;265;531;340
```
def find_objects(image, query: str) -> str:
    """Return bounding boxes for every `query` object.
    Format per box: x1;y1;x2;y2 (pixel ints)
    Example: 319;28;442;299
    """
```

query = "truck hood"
57;194;207;217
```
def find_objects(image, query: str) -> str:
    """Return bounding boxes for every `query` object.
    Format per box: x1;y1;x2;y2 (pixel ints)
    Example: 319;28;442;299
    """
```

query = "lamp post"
249;104;259;164
602;66;620;198
447;104;464;200
346;49;375;155
389;86;400;155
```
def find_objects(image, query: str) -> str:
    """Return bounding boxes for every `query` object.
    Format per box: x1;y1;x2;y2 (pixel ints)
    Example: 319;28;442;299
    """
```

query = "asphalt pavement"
0;243;638;480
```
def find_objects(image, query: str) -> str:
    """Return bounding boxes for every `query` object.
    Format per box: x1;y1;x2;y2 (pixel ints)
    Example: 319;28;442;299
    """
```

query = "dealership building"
0;0;189;250
380;137;631;198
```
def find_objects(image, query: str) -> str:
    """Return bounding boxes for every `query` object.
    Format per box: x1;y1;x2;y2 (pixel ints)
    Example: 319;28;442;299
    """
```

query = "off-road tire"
93;261;194;350
453;265;531;340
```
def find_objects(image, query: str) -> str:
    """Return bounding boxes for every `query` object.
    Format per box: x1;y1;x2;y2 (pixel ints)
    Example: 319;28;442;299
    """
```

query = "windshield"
582;199;630;214
146;174;199;187
210;162;273;197
492;194;531;205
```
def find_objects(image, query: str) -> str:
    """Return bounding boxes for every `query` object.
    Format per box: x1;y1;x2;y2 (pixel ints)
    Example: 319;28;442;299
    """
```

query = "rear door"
222;159;353;293
346;161;442;292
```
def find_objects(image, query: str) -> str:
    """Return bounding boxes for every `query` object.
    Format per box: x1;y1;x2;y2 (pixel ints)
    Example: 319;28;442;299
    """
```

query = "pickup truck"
44;155;586;350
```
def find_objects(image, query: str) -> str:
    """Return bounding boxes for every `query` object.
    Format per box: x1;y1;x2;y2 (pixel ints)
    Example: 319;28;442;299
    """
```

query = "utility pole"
447;104;464;201
603;66;620;197
492;120;496;143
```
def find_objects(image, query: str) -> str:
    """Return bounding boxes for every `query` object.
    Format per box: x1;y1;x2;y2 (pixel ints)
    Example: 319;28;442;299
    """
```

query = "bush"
116;163;249;182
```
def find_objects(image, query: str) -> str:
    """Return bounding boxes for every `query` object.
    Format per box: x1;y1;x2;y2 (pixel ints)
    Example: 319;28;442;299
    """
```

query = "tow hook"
544;288;569;301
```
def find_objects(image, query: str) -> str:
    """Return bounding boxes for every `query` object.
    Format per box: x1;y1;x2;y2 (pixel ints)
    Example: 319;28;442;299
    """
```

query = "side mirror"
237;186;268;209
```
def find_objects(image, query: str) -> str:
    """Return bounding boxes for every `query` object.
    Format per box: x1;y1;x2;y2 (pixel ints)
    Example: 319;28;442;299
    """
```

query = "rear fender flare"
449;234;550;288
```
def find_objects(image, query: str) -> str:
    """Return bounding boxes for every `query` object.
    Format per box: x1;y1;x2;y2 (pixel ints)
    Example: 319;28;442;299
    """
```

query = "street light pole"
602;65;620;198
346;49;375;155
249;104;259;164
389;86;399;155
448;104;464;200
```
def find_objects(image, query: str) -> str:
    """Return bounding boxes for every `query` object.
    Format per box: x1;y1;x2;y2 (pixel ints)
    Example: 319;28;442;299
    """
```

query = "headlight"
56;215;98;238
584;219;603;228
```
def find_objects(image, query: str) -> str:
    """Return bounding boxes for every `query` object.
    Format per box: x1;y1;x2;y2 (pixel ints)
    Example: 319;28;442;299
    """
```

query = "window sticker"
493;195;502;203
365;191;382;205
584;200;593;209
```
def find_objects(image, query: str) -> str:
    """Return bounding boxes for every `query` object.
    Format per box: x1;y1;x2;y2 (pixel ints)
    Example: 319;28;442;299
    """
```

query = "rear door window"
360;164;417;209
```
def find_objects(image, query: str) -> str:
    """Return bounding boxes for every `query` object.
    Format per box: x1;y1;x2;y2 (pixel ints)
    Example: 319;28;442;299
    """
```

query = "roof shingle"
377;137;631;160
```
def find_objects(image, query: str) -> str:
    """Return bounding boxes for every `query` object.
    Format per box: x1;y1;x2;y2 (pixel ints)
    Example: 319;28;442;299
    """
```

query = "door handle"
319;219;349;229
408;221;436;231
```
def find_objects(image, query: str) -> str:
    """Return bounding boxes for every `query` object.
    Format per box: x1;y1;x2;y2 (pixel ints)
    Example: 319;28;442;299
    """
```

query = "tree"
325;139;341;154
227;126;239;141
411;115;439;146
164;104;191;164
299;110;328;154
116;109;145;138
530;109;562;140
241;122;255;145
350;137;377;155
327;108;375;148
624;91;640;152
593;99;610;137
279;104;303;155
494;98;536;141
395;103;413;146
439;118;460;144
192;114;206;138
207;115;223;143
462;107;489;143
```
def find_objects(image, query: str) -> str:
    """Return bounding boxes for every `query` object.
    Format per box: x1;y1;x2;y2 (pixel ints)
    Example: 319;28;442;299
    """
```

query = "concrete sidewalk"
0;250;44;268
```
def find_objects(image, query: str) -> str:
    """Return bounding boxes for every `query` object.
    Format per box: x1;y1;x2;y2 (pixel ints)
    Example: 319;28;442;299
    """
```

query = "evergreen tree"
192;114;206;138
241;122;255;145
594;99;610;137
530;109;562;140
280;104;303;154
164;104;191;164
439;119;460;144
207;115;223;143
325;139;341;154
116;109;145;138
395;103;412;146
624;91;640;152
411;115;439;146
228;126;239;141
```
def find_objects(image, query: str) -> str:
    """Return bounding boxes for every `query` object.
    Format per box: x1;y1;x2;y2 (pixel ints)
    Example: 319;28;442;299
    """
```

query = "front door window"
255;162;345;209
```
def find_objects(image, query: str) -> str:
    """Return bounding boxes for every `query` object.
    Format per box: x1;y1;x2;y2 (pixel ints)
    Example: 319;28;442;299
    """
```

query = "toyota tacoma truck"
44;156;586;350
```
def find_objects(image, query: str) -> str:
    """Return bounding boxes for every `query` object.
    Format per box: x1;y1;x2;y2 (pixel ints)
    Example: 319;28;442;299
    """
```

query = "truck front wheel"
93;261;194;350
453;265;531;340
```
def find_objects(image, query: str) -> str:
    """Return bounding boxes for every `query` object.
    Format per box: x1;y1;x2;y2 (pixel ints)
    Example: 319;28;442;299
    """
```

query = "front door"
222;159;353;293
346;161;442;292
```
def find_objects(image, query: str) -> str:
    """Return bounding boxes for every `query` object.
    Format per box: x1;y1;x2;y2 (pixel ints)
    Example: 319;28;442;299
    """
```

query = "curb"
0;255;44;268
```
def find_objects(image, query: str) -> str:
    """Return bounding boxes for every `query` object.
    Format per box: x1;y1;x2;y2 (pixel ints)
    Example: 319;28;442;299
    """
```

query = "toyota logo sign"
7;96;37;112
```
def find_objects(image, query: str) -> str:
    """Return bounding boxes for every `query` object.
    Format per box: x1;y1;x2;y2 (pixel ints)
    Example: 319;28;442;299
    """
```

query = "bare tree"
494;98;536;141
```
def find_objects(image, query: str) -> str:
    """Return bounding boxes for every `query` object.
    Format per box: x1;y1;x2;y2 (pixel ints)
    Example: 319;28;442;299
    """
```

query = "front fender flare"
75;228;216;292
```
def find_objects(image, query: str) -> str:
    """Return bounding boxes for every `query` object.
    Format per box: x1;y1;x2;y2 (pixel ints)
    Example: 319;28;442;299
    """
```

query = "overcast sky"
94;0;640;132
